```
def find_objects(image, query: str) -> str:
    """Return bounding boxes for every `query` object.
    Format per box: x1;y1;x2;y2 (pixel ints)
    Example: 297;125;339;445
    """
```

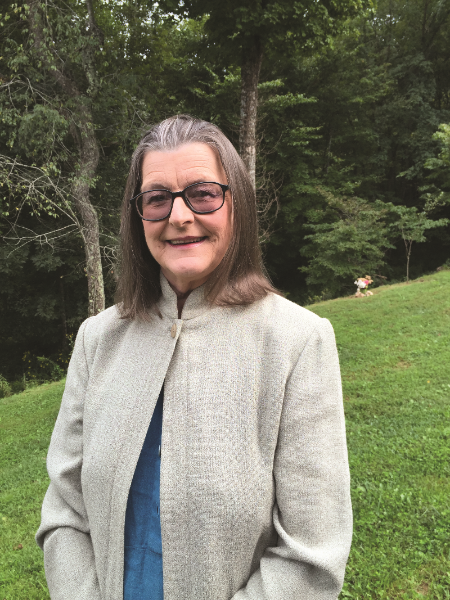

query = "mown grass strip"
1;272;449;599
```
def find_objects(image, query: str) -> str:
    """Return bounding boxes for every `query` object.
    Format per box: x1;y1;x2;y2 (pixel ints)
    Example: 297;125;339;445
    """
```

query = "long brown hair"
115;114;280;319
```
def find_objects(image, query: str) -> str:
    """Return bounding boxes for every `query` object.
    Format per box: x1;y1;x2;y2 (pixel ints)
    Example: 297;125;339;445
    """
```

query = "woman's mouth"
167;236;207;247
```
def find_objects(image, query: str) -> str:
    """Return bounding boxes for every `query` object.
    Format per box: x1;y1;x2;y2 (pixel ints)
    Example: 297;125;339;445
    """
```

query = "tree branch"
85;0;104;46
28;0;80;98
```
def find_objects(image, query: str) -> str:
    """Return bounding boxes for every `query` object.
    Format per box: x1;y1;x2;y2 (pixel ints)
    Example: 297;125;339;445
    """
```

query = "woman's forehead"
141;143;227;189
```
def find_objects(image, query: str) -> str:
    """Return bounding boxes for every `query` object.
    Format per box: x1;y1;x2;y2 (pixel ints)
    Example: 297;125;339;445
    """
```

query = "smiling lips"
167;236;207;246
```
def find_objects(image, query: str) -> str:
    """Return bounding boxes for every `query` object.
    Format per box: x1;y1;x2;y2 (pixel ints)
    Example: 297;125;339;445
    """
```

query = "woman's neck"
174;289;191;319
163;273;208;318
164;280;192;318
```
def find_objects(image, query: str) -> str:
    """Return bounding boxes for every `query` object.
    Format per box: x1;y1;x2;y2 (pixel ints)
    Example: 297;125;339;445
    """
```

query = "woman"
37;114;352;600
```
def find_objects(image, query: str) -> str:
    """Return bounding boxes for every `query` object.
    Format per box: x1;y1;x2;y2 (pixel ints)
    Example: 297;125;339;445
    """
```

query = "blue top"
123;387;164;599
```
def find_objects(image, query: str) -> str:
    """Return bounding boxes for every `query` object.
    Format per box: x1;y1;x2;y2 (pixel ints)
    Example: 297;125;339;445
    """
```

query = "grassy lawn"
310;270;450;599
0;380;65;598
1;270;449;599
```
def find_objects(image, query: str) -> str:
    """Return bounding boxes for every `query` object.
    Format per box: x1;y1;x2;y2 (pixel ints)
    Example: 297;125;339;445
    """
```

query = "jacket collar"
158;272;210;321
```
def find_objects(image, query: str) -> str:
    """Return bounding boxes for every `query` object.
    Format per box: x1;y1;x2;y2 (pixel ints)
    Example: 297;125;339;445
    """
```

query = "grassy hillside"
309;271;450;599
0;380;65;598
1;271;449;599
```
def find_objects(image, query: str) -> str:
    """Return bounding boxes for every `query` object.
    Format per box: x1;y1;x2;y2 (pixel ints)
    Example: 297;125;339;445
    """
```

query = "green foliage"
18;105;69;162
389;205;449;281
430;123;450;170
10;380;26;395
22;352;65;384
0;0;166;375
260;0;450;296
20;334;74;384
423;123;450;209
1;0;450;370
301;191;394;296
0;375;25;398
390;205;449;245
161;0;368;57
0;375;12;399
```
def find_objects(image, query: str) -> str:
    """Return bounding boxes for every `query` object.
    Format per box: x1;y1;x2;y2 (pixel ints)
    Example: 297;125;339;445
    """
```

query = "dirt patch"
395;360;412;369
416;582;429;596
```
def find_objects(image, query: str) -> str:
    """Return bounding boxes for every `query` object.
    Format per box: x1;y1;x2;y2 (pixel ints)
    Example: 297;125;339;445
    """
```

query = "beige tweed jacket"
36;274;352;600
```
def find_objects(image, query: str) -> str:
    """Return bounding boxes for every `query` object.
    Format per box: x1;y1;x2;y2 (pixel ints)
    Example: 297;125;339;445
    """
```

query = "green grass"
0;381;64;599
309;270;450;599
1;271;449;599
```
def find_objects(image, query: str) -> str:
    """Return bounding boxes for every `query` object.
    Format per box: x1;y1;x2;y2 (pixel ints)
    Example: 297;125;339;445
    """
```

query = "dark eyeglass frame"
130;181;230;222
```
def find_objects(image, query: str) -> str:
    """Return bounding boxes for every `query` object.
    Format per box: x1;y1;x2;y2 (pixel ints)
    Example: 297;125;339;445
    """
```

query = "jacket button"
171;324;177;338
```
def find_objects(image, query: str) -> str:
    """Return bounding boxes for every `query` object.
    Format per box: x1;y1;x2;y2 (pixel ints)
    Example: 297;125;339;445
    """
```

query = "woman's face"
140;143;233;294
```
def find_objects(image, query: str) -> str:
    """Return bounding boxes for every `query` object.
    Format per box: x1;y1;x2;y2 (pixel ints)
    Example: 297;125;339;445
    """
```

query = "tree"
26;0;105;315
3;0;450;377
0;0;169;317
0;0;186;374
0;155;96;378
300;190;394;297
160;0;367;189
259;0;450;296
423;123;450;208
389;205;448;282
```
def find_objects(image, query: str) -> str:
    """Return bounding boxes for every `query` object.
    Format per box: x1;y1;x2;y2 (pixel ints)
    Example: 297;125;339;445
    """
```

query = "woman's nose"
169;195;195;226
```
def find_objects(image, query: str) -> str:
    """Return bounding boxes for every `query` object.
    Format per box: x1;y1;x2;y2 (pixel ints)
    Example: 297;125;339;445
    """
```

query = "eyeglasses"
130;181;229;222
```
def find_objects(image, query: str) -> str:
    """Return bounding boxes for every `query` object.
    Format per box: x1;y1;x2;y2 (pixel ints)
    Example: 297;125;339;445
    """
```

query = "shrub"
0;375;11;398
10;379;26;394
23;351;66;383
36;356;64;382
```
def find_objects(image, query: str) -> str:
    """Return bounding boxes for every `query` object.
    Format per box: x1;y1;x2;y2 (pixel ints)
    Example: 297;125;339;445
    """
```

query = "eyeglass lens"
137;183;224;220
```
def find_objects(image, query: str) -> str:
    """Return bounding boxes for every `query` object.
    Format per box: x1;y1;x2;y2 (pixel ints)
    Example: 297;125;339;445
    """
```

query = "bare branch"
2;224;78;258
0;154;79;227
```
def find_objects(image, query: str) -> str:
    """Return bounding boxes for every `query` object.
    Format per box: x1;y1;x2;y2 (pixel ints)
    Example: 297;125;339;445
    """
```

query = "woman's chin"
161;262;213;290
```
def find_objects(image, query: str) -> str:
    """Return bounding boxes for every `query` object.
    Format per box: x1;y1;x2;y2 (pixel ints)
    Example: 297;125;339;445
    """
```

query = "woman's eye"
143;193;168;204
190;189;219;200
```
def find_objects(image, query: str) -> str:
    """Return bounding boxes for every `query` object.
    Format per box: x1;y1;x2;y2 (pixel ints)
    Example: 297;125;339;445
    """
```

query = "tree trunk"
406;250;410;283
239;36;263;191
29;0;105;316
405;240;412;283
72;109;104;315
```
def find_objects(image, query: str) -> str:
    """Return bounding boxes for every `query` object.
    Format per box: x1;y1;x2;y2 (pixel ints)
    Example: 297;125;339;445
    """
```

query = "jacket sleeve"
232;317;353;600
36;318;102;600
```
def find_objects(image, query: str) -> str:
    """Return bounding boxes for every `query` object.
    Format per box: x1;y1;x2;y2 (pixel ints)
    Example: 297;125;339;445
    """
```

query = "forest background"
1;0;450;383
